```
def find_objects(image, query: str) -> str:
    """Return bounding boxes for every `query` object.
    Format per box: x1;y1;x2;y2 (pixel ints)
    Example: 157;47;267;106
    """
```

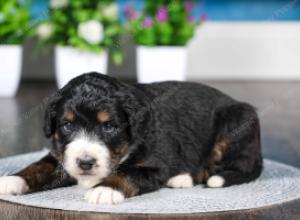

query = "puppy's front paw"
0;176;29;195
167;173;194;188
207;175;225;188
84;186;124;205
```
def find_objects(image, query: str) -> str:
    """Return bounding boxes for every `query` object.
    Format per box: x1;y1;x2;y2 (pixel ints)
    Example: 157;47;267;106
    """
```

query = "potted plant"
0;0;30;97
125;0;203;83
35;0;122;88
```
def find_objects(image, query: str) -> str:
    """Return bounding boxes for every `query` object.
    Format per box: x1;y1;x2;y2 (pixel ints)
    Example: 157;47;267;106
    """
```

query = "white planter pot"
0;45;22;97
55;46;108;88
137;46;187;83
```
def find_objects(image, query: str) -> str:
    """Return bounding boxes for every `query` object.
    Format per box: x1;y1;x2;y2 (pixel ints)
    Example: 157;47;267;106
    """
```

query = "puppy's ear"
116;88;152;142
43;94;62;138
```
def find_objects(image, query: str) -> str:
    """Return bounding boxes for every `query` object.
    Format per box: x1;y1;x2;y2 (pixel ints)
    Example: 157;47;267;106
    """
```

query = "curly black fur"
15;72;262;196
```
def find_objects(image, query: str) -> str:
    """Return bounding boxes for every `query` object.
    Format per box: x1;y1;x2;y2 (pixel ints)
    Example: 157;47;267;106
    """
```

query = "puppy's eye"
62;122;74;133
103;121;117;133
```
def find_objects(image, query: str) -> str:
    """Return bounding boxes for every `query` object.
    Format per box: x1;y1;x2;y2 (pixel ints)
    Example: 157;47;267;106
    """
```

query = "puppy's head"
43;73;145;188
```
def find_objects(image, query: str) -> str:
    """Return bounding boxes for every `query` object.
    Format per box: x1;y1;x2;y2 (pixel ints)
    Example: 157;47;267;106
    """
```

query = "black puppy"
0;72;262;205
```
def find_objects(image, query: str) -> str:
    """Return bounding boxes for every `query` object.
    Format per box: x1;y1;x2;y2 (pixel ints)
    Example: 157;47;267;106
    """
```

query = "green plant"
36;0;123;64
125;0;204;46
0;0;31;44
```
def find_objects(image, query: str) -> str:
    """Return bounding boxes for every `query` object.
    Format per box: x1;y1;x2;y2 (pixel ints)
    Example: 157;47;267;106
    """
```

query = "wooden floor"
0;198;299;220
0;80;299;164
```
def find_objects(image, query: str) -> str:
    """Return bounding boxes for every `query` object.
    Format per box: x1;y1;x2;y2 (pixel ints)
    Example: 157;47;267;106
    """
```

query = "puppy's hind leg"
207;103;263;188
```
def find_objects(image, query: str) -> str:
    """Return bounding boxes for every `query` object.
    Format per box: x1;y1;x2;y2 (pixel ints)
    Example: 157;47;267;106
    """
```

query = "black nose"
76;157;96;171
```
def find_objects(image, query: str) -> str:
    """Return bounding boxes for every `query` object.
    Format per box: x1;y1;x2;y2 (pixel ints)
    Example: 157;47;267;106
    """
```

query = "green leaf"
111;50;123;65
105;25;120;36
31;0;123;56
0;0;31;44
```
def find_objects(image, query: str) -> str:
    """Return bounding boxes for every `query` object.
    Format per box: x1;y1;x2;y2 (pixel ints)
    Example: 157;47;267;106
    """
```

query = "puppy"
0;72;262;205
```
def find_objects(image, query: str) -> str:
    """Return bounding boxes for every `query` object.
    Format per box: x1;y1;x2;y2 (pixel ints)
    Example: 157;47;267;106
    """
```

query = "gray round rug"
0;150;300;214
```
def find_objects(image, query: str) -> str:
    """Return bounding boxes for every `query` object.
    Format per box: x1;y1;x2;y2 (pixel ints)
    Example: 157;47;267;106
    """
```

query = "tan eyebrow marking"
63;111;75;122
97;111;111;122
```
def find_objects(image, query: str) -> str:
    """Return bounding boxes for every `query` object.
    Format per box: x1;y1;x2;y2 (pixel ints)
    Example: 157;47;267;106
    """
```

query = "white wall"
23;22;300;81
188;22;300;80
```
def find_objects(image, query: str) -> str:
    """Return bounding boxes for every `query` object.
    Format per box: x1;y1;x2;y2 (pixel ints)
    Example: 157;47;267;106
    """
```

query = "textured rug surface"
0;150;300;214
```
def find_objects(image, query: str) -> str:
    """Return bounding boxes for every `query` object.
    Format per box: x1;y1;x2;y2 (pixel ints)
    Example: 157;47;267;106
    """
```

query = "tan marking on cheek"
63;111;75;122
116;143;129;156
110;143;129;166
97;111;111;122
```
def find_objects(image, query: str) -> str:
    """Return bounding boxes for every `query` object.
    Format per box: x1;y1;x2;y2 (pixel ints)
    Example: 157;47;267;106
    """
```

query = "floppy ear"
43;94;62;138
116;87;152;142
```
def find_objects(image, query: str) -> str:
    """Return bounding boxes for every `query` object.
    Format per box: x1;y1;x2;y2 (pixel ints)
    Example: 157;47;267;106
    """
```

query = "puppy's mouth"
78;170;97;176
79;172;93;176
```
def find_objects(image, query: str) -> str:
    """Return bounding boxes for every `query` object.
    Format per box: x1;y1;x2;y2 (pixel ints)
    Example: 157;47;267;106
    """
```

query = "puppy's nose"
76;157;96;171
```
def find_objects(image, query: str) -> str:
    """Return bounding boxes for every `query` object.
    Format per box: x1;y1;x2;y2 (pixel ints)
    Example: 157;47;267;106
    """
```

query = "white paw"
207;175;225;188
84;186;125;205
0;176;29;195
167;173;194;188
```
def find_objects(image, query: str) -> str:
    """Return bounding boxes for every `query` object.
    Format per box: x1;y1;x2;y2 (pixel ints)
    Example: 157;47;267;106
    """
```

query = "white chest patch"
77;177;101;189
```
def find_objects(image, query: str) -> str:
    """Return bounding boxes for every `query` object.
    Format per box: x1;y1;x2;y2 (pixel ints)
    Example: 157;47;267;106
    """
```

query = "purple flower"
143;17;153;28
156;6;168;22
124;3;138;20
184;1;194;11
